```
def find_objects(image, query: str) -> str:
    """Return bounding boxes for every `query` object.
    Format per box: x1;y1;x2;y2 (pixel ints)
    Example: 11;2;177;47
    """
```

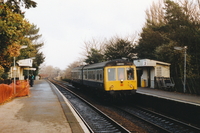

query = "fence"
173;77;200;95
0;79;12;85
155;77;200;95
0;80;30;104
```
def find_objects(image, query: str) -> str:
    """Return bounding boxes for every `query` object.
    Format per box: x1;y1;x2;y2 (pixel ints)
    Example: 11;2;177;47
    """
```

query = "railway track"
50;79;200;132
49;79;130;133
114;105;200;133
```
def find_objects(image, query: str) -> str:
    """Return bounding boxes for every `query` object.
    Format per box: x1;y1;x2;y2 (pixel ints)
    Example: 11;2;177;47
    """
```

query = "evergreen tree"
0;3;31;71
136;0;200;78
85;48;104;64
6;0;37;14
17;24;45;76
104;37;136;61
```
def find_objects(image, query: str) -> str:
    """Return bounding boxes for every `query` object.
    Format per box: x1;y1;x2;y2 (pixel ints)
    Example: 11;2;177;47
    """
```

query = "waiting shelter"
133;59;174;89
9;59;36;80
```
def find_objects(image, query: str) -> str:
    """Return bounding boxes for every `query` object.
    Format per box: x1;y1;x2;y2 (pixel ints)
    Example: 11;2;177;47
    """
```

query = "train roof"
83;59;133;69
71;65;84;71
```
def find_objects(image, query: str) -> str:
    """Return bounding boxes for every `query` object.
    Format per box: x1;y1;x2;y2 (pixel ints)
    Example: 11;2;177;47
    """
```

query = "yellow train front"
104;64;137;95
71;59;138;96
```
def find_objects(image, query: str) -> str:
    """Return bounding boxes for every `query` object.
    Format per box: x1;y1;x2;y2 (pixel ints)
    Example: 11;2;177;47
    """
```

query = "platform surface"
0;79;85;133
137;87;200;106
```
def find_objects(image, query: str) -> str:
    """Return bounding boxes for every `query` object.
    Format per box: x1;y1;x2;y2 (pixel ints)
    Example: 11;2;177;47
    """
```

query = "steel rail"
49;79;130;133
115;105;200;133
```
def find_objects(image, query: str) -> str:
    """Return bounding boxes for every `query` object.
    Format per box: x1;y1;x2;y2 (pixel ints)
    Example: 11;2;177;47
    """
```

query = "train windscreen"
117;68;125;81
108;68;116;81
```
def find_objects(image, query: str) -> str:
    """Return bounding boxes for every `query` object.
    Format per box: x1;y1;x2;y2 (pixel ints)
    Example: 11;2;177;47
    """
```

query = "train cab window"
118;68;125;80
127;68;134;80
108;68;116;81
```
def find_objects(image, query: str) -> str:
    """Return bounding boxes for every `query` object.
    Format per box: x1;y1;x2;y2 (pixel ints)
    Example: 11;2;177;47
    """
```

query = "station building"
134;59;174;89
9;59;36;80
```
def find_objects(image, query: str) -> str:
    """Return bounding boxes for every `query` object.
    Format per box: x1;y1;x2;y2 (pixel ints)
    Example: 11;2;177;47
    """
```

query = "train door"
136;68;143;87
147;68;151;88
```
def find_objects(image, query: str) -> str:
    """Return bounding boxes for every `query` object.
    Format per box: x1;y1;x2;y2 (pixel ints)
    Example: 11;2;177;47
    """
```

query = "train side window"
88;71;90;79
78;72;80;79
118;68;125;80
100;70;103;81
127;68;134;80
75;72;76;78
90;71;92;79
108;68;116;81
97;70;100;80
89;71;92;80
84;70;87;79
92;70;95;80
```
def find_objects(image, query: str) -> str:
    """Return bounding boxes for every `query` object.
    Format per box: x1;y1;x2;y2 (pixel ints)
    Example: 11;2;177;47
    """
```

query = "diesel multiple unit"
71;59;137;95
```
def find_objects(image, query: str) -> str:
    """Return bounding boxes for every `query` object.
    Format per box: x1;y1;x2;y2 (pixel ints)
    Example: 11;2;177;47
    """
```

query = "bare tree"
197;0;200;8
145;0;165;26
81;38;106;59
179;0;200;24
63;60;83;79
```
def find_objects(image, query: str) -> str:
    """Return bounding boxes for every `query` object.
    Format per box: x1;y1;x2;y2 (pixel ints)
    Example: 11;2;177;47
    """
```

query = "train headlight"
120;79;124;86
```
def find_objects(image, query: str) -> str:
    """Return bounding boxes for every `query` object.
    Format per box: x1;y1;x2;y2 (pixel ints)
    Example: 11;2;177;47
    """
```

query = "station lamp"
174;46;187;93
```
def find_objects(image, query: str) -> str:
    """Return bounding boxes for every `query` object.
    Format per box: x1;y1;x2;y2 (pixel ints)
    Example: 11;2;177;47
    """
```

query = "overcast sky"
24;0;159;70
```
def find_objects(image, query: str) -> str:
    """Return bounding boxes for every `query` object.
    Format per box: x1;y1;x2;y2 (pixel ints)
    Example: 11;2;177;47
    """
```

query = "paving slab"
0;80;72;133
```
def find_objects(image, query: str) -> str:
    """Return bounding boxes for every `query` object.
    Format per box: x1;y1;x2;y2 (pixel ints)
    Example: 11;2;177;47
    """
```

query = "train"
71;59;137;96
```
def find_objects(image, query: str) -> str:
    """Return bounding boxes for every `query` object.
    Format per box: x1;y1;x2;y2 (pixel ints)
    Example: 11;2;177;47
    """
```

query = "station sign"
17;59;33;67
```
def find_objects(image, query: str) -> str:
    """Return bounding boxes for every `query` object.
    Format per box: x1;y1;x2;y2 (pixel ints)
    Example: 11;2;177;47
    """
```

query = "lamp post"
174;46;187;93
13;45;28;94
13;57;16;94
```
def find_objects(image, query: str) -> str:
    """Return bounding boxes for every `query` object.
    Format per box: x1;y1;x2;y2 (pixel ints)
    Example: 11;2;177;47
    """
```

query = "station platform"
0;79;89;133
137;87;200;106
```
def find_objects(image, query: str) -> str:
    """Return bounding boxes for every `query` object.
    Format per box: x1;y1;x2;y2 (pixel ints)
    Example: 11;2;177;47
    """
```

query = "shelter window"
127;68;134;80
108;68;116;81
157;67;162;77
117;68;125;80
